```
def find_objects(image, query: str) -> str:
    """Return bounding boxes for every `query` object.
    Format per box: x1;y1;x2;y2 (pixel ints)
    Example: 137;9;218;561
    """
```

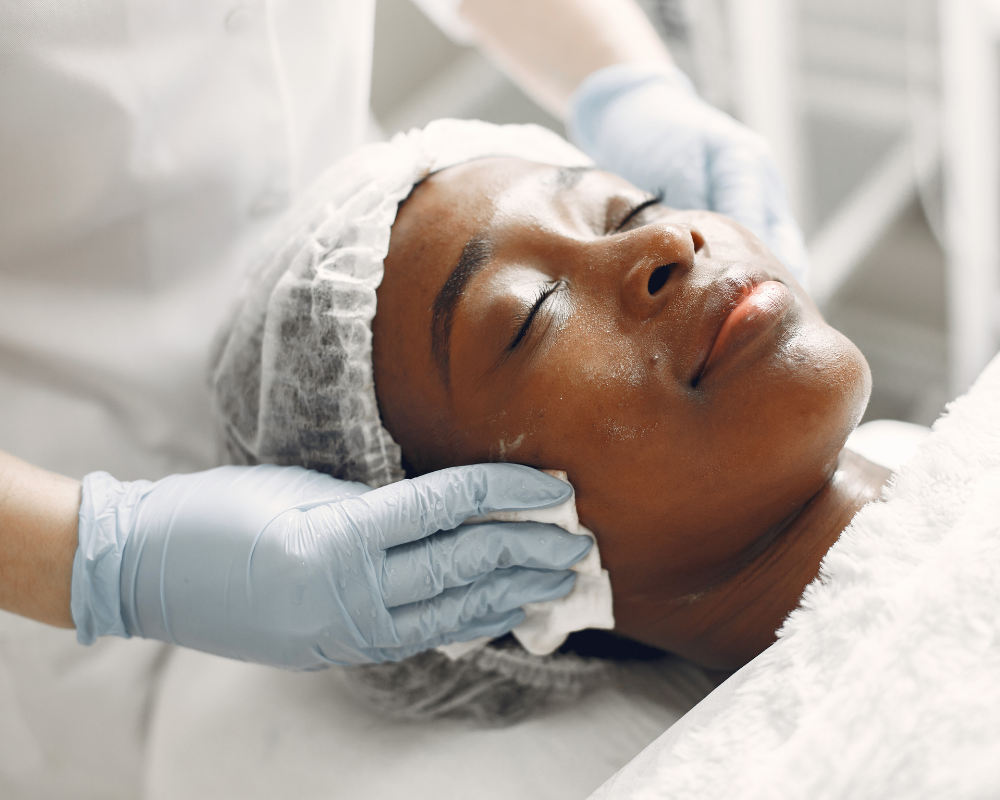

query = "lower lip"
699;281;792;379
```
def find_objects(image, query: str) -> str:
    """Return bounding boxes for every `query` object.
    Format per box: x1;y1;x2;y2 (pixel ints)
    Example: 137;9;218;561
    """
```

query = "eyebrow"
431;235;493;387
428;165;592;387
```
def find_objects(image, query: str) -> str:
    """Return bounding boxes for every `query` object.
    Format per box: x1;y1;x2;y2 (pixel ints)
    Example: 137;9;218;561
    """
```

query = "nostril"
691;229;706;253
647;264;674;295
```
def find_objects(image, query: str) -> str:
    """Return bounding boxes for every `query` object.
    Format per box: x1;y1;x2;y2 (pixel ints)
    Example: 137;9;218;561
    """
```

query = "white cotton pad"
437;470;615;660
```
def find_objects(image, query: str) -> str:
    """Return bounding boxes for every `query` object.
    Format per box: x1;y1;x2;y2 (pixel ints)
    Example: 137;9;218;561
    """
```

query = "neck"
625;448;891;671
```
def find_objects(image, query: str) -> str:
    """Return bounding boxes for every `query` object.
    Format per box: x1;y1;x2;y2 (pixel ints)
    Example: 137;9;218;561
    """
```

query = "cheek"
508;334;692;551
476;315;671;470
681;320;871;523
516;324;670;452
762;322;871;440
569;321;871;585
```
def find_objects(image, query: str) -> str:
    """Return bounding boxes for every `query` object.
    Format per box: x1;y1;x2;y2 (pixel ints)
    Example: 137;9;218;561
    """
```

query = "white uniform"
0;3;375;797
0;0;375;481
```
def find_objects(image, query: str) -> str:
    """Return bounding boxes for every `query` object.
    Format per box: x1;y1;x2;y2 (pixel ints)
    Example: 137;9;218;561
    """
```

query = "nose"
618;223;704;319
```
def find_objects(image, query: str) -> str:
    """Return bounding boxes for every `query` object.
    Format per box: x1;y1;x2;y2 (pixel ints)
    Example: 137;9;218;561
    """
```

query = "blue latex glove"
71;463;591;669
568;62;809;287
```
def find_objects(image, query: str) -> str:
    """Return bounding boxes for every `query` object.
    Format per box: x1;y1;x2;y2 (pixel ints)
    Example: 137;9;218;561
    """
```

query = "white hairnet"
209;119;593;487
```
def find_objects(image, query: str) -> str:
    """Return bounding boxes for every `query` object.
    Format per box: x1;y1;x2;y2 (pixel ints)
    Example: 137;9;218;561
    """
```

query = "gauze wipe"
439;470;614;659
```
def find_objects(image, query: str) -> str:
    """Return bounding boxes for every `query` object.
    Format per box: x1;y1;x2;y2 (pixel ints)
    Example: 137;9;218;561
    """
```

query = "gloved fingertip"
510;465;574;508
466;463;575;512
555;569;578;594
528;569;578;604
556;534;594;569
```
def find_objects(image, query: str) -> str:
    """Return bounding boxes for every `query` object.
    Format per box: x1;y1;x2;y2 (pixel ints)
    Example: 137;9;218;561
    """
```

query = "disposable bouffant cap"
209;119;593;487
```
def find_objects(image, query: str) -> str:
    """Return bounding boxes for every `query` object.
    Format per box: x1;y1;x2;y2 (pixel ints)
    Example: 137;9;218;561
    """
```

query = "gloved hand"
71;463;591;669
567;62;809;286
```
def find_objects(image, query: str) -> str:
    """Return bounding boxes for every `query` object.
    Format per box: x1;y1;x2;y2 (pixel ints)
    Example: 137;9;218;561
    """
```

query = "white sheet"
845;418;931;472
0;610;169;800
144;648;713;800
589;352;1000;799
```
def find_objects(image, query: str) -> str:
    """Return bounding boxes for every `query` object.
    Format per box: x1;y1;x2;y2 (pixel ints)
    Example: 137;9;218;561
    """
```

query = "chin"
816;327;872;439
788;325;871;468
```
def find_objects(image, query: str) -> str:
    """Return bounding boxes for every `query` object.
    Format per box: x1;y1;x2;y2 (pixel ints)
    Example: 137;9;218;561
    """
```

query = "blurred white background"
371;0;1000;426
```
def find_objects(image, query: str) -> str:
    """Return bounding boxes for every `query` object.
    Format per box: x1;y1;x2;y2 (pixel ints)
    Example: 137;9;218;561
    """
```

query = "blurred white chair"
940;0;1000;392
729;0;1000;395
726;0;938;307
726;0;802;218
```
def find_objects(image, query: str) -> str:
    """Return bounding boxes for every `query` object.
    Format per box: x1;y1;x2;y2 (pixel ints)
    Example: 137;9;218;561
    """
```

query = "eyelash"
503;191;664;354
507;282;562;352
612;190;665;233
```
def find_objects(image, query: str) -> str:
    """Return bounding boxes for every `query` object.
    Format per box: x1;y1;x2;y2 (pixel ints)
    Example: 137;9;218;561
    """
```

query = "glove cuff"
71;472;152;644
567;62;699;157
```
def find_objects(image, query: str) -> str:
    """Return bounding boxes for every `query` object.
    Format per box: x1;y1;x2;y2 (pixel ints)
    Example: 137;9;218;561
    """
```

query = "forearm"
0;450;80;628
460;0;670;118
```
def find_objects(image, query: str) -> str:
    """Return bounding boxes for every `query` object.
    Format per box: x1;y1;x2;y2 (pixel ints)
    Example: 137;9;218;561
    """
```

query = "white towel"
438;470;614;659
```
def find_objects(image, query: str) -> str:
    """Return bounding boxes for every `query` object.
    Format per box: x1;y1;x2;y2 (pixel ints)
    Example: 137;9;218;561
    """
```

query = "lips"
691;273;793;386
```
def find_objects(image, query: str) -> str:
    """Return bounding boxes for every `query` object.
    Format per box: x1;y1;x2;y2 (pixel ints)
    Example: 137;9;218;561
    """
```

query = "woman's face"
373;158;870;654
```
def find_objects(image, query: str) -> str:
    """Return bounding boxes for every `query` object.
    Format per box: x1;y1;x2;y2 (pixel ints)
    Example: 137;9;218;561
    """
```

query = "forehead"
387;159;549;294
405;158;608;230
410;158;568;225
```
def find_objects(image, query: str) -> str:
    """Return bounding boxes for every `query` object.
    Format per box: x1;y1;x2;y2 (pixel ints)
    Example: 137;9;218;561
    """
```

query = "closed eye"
612;190;665;233
507;282;562;352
